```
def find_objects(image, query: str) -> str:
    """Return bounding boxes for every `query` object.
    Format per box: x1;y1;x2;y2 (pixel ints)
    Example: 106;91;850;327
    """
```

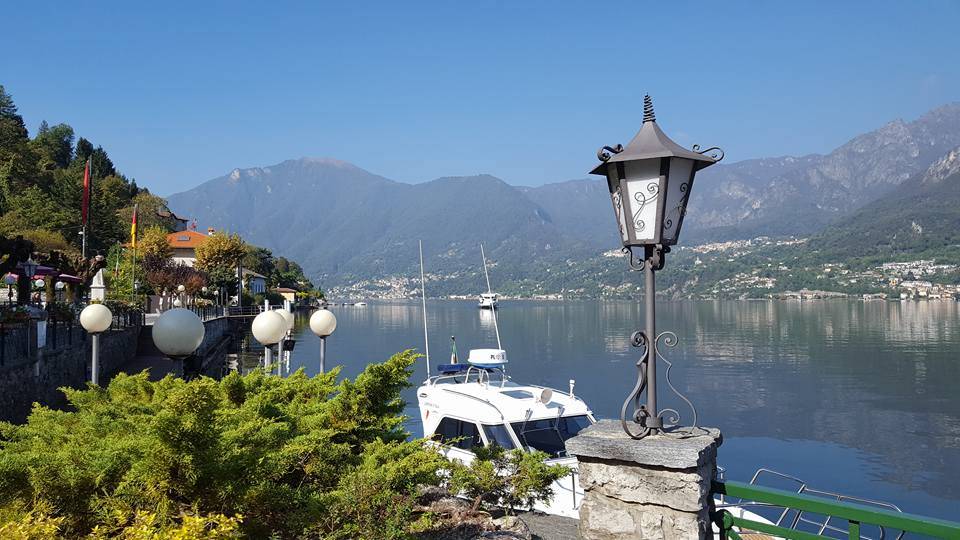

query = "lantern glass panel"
623;160;662;243
606;167;629;244
661;157;695;245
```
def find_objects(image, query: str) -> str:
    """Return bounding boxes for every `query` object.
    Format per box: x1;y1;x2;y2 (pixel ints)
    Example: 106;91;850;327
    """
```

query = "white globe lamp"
276;308;294;332
309;309;337;373
152;308;205;360
80;303;113;385
252;310;286;373
252;310;286;346
309;309;337;337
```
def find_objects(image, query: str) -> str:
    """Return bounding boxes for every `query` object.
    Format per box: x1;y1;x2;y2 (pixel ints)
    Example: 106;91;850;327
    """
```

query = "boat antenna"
419;240;430;376
481;244;502;349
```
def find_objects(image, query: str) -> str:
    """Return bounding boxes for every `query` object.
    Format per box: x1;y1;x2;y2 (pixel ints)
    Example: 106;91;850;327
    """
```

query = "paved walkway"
116;325;178;381
518;511;579;539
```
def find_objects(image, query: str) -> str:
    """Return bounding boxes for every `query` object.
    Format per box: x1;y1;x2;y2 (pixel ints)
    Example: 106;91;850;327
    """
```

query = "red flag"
81;158;91;225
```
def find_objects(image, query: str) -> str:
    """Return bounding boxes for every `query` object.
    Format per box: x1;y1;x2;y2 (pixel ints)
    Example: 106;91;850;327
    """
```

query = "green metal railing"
712;481;960;539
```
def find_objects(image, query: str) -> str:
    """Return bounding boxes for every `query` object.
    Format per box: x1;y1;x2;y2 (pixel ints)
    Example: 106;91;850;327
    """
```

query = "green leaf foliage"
449;444;570;514
0;350;445;539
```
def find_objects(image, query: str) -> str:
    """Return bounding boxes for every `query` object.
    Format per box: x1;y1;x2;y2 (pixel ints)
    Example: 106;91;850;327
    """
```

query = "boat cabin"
418;350;594;461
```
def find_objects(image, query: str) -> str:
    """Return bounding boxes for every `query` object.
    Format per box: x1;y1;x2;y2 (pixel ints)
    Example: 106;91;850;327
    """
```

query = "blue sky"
3;1;958;195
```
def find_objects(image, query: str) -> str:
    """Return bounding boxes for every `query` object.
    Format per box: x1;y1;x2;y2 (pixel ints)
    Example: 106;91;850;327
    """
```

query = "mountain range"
167;103;960;289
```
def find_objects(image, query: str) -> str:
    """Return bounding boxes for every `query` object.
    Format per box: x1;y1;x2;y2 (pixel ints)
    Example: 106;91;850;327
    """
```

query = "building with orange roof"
167;230;209;266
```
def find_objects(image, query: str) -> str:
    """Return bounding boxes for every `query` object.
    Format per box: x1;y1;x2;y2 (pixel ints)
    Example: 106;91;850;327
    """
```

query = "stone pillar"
566;419;722;540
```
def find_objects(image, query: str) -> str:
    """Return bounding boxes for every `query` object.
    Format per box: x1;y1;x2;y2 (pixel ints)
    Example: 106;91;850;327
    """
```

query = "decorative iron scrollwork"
620;330;652;439
597;144;624;162
619;329;700;439
693;144;725;162
653;331;698;430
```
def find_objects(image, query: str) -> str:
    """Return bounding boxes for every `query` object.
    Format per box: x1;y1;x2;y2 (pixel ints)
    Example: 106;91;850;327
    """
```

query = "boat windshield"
510;415;592;458
482;424;516;449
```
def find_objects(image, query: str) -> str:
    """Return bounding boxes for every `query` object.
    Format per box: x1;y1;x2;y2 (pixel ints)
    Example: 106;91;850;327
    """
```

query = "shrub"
449;444;570;514
0;350;442;538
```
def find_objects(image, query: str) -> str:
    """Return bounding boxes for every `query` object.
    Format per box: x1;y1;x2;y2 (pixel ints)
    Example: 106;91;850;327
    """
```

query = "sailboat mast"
480;244;502;349
419;240;430;376
481;244;492;294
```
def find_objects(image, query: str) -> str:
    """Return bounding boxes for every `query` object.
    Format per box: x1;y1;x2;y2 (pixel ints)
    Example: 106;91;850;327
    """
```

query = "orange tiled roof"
167;230;208;249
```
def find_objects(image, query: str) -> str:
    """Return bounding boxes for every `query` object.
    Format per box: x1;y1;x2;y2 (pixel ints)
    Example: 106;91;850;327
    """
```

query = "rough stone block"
579;491;709;540
566;419;722;469
578;457;712;512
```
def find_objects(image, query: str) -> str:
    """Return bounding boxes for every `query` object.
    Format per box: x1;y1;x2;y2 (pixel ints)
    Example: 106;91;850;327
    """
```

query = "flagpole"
130;204;138;302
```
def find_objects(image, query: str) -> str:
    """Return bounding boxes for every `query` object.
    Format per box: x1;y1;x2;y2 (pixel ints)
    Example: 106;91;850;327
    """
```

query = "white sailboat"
478;244;499;310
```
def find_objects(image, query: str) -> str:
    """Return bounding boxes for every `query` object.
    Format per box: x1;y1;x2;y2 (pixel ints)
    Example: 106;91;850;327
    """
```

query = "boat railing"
428;365;508;388
711;472;960;539
440;387;505;421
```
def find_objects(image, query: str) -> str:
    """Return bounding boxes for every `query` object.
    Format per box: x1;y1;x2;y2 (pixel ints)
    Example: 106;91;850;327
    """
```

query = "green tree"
194;231;245;276
138;225;172;260
117;192;181;234
32;121;74;169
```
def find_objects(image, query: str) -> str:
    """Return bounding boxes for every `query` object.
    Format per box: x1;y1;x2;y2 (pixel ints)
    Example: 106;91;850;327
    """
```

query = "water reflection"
280;299;960;520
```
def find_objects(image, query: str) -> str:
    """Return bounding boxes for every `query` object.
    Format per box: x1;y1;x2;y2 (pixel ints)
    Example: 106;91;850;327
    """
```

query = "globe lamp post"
252;310;286;373
275;308;295;375
4;273;16;305
152;308;206;379
80;303;113;385
590;95;723;439
309;309;337;374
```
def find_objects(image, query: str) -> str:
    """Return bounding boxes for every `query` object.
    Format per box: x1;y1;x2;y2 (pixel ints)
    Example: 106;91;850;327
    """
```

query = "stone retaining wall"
0;324;140;424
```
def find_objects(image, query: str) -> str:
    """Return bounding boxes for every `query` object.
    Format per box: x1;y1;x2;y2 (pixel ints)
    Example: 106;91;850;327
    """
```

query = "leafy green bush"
0;350;443;538
449;444;570;514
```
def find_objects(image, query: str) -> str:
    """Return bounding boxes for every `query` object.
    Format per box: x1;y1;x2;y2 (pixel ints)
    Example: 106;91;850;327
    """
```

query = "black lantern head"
591;95;722;249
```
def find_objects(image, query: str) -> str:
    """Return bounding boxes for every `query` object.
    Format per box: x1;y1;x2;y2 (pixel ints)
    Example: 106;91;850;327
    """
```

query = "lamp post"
252;310;286;373
19;257;38;306
152;308;205;379
276;308;294;376
309;309;337;374
4;273;15;305
590;95;722;439
80;303;113;385
55;281;64;303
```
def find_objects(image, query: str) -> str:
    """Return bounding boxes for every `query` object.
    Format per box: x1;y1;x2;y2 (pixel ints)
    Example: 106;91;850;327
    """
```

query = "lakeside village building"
164;228;269;297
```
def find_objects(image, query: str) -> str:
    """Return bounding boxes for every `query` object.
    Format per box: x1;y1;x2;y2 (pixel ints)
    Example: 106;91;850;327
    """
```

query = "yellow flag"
130;204;138;248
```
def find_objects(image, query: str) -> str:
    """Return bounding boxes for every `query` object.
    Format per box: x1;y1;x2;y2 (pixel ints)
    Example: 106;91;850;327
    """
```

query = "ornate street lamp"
309;309;337;374
80;303;113;385
22;257;38;280
152;308;206;379
590;95;723;439
4;273;16;305
252;310;286;373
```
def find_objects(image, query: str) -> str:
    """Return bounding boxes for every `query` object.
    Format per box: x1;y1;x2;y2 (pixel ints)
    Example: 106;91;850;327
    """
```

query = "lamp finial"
643;94;656;123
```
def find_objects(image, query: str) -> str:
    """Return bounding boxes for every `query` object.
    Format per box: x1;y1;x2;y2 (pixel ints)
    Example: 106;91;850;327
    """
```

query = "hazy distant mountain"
167;103;960;286
814;145;960;258
684;103;960;241
167;159;587;285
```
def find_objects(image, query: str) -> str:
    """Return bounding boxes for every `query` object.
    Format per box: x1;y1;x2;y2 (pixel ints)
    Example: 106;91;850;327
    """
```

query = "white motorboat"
478;292;498;310
478;244;499;310
417;348;594;518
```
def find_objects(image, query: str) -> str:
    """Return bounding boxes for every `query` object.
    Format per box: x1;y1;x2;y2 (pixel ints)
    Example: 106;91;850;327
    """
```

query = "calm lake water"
276;299;959;521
